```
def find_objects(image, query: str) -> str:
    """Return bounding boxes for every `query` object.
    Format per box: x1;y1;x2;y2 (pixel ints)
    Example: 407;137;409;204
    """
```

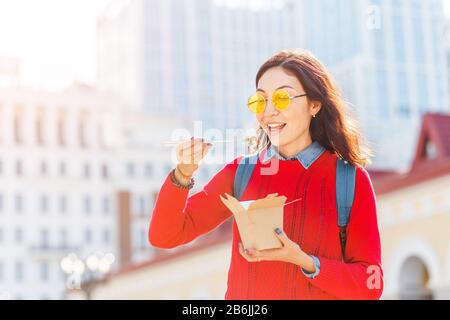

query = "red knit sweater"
149;148;384;300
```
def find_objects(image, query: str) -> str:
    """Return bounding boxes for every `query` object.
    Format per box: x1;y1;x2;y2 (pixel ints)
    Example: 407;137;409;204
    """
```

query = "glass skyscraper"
98;0;449;170
299;0;449;169
97;0;300;131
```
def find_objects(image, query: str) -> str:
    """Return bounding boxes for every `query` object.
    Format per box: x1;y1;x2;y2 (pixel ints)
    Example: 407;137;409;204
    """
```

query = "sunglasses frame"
247;89;308;114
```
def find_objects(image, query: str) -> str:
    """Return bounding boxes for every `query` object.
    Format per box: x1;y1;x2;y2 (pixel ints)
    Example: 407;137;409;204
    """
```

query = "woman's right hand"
176;137;212;177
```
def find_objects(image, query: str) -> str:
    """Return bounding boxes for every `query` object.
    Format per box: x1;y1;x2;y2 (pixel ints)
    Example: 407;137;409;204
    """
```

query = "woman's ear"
310;101;322;117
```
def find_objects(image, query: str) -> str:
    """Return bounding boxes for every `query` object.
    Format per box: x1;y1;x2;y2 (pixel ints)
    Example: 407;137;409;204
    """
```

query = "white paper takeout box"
219;193;287;251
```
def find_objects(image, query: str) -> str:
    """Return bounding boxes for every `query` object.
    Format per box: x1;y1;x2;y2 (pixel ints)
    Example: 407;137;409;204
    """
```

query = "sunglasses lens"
247;93;265;114
272;89;291;110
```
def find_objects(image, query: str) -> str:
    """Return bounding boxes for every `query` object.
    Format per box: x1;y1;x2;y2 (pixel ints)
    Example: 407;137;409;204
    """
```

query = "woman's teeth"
267;123;286;134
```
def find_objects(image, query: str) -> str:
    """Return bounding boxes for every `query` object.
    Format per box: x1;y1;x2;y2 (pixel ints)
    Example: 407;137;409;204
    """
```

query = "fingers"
237;232;294;265
179;148;208;165
238;242;261;263
274;228;289;246
201;142;211;159
176;138;212;165
178;137;204;152
237;242;276;262
176;139;207;161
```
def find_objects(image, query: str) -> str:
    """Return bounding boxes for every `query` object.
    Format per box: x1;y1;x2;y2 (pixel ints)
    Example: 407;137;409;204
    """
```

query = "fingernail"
275;228;282;235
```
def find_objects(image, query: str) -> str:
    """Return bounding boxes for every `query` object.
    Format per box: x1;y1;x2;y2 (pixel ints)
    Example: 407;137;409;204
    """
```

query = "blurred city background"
0;0;450;300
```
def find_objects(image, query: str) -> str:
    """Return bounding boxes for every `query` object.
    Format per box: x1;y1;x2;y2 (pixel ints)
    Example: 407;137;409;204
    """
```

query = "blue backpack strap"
233;154;259;200
336;158;356;260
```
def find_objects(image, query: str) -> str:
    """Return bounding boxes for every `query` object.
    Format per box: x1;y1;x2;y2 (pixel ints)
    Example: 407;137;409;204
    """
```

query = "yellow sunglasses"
247;89;307;114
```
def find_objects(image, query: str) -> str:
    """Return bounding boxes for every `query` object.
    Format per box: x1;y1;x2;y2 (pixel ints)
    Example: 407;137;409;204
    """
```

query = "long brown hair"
254;49;372;168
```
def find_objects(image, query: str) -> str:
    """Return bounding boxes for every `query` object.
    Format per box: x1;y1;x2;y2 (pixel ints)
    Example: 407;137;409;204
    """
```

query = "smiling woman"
149;49;383;300
252;50;371;167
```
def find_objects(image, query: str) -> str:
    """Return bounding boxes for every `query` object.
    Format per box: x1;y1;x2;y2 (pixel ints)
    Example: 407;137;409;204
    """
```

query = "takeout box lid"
220;193;287;214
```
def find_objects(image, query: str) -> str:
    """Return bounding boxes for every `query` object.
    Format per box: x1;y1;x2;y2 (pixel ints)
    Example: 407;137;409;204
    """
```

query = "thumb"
274;228;289;245
202;143;213;158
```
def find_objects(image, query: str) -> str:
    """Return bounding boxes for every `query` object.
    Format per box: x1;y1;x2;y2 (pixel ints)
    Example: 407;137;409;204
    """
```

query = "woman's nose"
263;99;278;116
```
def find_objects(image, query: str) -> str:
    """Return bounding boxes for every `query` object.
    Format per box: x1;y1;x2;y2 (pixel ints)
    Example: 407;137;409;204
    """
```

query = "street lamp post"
60;252;115;300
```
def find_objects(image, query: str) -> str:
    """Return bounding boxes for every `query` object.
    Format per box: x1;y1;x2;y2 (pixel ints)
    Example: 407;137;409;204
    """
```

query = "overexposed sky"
0;0;109;90
445;0;450;16
0;0;450;90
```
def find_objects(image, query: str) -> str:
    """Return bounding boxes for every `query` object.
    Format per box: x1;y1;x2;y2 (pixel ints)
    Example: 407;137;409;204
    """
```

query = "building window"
127;163;135;177
14;105;23;145
376;69;390;117
425;140;437;160
60;228;68;248
416;73;429;113
36;106;45;146
15;261;24;282
151;191;158;208
59;162;66;177
40;195;49;213
0;104;3;144
40;229;49;248
58;109;66;147
40;261;49;282
140;229;147;249
79;110;88;148
101;164;109;180
59;196;67;214
102;196;110;214
144;164;154;178
103;229;111;244
83;163;90;179
15;228;23;243
413;17;425;64
40;161;47;176
139;195;146;216
393;14;405;63
84;228;92;244
15;194;23;213
16;160;22;176
83;196;92;214
98;124;105;148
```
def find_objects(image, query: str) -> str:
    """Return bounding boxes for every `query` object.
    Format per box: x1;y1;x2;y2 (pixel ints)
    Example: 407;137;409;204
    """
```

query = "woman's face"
256;66;320;151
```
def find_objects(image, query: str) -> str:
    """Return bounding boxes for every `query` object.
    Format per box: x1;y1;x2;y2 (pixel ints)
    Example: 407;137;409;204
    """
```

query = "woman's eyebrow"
256;85;295;93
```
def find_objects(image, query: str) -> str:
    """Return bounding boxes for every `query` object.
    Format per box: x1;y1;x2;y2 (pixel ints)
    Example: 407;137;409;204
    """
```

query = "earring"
312;114;316;118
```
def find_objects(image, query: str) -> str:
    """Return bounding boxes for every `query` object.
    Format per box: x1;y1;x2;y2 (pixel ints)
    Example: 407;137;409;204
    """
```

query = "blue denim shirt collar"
262;141;326;169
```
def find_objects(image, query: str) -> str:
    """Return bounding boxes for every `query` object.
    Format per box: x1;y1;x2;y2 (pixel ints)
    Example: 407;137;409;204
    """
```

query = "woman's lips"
267;123;286;136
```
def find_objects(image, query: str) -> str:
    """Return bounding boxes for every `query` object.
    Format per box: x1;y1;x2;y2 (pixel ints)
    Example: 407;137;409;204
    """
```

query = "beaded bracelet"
170;169;195;190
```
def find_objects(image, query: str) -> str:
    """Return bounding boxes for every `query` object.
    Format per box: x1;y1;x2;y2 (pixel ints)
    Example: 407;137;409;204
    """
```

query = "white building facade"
0;85;198;299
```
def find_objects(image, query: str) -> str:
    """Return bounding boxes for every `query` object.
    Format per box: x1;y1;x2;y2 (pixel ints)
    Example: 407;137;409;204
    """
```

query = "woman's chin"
268;139;285;148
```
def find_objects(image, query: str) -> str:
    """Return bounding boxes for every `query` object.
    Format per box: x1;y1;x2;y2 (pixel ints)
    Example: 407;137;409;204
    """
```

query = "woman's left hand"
238;228;308;266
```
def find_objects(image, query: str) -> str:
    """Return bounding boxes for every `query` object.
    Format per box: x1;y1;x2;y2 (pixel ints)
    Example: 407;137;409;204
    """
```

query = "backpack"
233;153;356;260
